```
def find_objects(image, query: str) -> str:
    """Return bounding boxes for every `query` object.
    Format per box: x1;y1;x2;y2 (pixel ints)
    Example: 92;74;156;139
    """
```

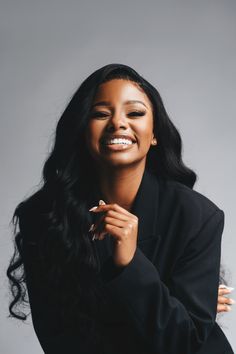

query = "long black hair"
6;63;228;338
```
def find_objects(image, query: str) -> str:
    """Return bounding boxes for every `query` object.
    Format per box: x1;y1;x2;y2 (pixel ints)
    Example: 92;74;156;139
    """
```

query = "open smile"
100;135;137;152
101;141;136;151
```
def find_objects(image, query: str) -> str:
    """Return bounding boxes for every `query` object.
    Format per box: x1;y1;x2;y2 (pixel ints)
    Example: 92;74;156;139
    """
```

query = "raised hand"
89;200;138;267
89;201;235;314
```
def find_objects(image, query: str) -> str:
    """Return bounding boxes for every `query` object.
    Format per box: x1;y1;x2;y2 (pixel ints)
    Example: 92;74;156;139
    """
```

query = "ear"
151;136;157;146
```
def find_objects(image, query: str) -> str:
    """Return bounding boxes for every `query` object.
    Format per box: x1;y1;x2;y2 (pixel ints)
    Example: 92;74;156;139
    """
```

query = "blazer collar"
130;169;159;243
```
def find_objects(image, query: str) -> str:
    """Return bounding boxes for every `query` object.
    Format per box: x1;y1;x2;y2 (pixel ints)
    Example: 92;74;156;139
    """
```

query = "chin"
100;156;144;168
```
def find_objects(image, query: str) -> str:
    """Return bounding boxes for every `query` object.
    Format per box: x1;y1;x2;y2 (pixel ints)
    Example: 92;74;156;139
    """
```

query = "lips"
101;134;136;145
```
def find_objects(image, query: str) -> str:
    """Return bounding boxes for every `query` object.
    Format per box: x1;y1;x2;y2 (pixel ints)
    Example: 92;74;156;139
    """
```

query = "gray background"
1;0;235;352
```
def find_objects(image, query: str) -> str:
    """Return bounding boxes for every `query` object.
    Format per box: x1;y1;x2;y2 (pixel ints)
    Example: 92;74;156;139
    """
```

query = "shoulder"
158;178;224;229
162;179;221;211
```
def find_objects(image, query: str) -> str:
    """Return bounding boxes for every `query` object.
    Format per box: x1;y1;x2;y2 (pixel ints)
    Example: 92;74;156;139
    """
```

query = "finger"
95;217;127;237
99;223;123;241
104;216;127;228
106;209;130;220
92;207;136;230
96;218;129;241
217;304;232;313
217;295;234;305
98;210;130;224
92;211;129;234
219;285;234;291
96;232;106;241
90;203;132;217
218;288;232;296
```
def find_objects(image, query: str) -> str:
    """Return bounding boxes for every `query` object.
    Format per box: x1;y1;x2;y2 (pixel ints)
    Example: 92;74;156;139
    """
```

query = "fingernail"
89;224;95;232
229;299;235;304
227;287;234;291
219;285;234;291
89;206;98;211
99;200;106;205
226;305;232;311
92;233;98;241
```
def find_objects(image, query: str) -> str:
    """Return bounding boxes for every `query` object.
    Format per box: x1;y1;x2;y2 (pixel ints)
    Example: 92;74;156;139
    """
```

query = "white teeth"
105;138;133;145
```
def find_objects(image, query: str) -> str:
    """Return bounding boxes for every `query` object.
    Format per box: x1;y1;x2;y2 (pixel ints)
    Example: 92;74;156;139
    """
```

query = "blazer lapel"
130;170;161;261
91;169;161;264
131;169;160;242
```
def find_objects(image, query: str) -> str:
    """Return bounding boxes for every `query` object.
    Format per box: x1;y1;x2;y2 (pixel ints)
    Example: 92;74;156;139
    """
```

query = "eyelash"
91;111;146;119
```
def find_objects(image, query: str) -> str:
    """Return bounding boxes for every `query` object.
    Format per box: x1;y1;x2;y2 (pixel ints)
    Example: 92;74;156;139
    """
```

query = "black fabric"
20;169;234;353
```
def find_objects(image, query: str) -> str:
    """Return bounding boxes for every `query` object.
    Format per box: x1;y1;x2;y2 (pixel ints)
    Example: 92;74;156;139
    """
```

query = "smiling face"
85;79;155;170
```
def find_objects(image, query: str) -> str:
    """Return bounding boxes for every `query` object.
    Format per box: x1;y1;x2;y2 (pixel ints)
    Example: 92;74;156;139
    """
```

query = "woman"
7;63;234;354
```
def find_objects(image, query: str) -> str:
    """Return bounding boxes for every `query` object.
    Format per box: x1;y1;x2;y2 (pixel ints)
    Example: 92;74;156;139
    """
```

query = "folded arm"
100;209;224;354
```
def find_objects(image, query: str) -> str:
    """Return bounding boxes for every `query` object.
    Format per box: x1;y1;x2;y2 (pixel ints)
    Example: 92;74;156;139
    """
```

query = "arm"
100;209;224;354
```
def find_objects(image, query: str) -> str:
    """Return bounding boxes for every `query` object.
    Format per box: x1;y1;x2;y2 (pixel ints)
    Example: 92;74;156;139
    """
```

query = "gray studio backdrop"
1;0;235;353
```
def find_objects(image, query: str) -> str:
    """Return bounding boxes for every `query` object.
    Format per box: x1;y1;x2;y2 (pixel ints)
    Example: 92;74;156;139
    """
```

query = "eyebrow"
92;100;148;108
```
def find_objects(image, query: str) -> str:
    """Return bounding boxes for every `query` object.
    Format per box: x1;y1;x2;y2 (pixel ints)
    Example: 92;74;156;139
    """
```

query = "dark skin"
85;78;235;312
85;78;156;213
85;79;156;267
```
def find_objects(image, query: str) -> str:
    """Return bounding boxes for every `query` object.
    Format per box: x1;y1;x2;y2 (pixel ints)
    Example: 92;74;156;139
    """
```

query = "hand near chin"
89;200;138;267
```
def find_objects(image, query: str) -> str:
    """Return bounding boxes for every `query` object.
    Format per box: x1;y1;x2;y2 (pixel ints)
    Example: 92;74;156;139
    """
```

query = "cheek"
136;120;153;145
85;123;102;151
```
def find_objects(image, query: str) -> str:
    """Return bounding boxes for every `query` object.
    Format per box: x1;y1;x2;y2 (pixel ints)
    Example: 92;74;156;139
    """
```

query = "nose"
106;111;128;132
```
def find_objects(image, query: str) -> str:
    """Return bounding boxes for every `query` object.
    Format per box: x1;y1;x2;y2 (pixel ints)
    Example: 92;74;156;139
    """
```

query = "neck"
96;163;146;212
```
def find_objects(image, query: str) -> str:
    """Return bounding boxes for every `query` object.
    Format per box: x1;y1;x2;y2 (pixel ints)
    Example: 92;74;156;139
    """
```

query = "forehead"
93;79;152;109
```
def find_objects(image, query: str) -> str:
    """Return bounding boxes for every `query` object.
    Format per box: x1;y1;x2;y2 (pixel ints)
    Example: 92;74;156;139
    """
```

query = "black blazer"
20;169;234;354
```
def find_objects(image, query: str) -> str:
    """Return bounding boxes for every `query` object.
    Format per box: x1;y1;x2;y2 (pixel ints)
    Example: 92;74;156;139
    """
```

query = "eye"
90;111;109;119
90;110;146;119
128;111;146;117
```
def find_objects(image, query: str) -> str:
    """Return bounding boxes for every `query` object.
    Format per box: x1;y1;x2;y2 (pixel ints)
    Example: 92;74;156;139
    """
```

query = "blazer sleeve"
100;209;224;354
20;215;97;354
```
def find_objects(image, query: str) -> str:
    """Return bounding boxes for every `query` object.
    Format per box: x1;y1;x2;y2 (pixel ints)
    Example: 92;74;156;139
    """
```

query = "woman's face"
85;79;155;169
